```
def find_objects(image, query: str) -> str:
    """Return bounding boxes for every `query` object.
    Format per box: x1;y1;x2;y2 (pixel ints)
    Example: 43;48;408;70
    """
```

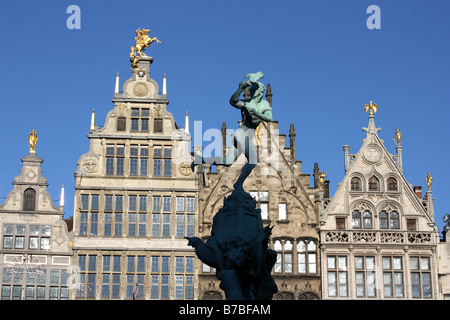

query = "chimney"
414;186;422;199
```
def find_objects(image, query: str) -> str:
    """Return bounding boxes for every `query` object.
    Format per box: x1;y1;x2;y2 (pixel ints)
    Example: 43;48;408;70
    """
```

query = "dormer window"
23;188;36;211
387;177;398;191
368;176;380;191
351;177;362;191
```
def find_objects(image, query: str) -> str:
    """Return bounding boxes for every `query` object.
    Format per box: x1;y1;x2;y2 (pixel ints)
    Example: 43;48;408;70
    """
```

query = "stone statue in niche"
187;72;277;300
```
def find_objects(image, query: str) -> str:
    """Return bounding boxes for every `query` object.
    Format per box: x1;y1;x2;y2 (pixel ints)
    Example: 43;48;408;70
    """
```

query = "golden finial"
394;128;402;145
425;172;432;191
364;101;378;116
28;130;38;153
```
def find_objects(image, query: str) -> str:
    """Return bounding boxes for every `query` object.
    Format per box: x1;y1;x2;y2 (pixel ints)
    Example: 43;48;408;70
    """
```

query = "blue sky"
0;0;449;234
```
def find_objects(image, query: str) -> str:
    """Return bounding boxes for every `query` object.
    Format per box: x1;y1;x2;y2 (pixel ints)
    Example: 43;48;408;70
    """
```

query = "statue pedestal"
187;189;278;300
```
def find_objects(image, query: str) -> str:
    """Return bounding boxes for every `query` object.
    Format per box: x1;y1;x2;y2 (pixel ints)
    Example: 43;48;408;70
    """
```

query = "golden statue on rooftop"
28;130;38;153
130;28;161;69
364;101;378;116
319;171;327;190
394;128;402;145
425;172;432;191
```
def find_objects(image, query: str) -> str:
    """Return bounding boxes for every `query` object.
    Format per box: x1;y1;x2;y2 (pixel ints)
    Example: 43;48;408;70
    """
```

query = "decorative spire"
60;184;65;210
28;130;38;153
90;108;95;132
163;73;167;95
115;72;120;94
185;110;189;134
266;83;273;107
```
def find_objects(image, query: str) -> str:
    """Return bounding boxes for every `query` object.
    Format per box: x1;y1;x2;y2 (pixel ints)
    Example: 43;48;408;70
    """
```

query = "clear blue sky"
0;0;449;234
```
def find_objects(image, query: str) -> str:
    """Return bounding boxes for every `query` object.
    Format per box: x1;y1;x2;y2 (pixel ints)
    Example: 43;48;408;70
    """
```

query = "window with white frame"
355;256;376;298
297;240;317;274
274;239;293;273
410;257;432;298
382;256;404;298
250;191;269;219
327;256;348;297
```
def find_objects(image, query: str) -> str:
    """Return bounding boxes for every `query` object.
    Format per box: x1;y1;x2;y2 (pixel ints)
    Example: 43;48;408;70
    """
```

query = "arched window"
363;210;372;228
274;239;293;274
380;210;400;229
368;176;380;191
351;177;362;191
298;240;317;274
379;204;400;229
387;177;398;191
352;210;362;229
23;188;36;211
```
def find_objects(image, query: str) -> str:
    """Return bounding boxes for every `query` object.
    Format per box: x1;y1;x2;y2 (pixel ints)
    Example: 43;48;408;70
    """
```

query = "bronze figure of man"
192;72;273;191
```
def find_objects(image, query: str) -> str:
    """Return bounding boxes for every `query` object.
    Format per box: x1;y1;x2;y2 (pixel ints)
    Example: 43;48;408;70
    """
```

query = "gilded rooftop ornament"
130;28;161;69
319;171;327;190
394;128;402;145
28;130;38;153
364;101;378;116
425;172;432;191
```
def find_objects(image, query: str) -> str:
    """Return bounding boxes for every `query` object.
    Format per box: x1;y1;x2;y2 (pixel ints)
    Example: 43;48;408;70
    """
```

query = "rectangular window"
327;256;348;297
382;256;404;298
81;195;89;210
153;159;161;176
130;158;138;176
411;257;432;298
116;158;124;175
131;118;139;131
117;117;126;131
140;159;148;176
186;197;195;212
176;197;185;212
278;203;287;220
163;159;172;176
250;191;269;219
407;219;417;231
105;195;113;211
154;118;163;133
153;197;161;211
163;197;171;212
141;118;149;132
355;256;376;298
162;214;170;237
106;158;114;175
336;217;346;230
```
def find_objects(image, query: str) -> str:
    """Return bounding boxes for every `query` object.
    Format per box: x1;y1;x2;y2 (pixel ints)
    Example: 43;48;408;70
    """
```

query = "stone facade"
320;112;440;299
195;119;324;300
0;148;73;300
72;56;198;300
438;230;450;299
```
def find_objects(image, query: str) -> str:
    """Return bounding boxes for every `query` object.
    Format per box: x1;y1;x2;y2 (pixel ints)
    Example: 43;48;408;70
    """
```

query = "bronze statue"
191;71;273;191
